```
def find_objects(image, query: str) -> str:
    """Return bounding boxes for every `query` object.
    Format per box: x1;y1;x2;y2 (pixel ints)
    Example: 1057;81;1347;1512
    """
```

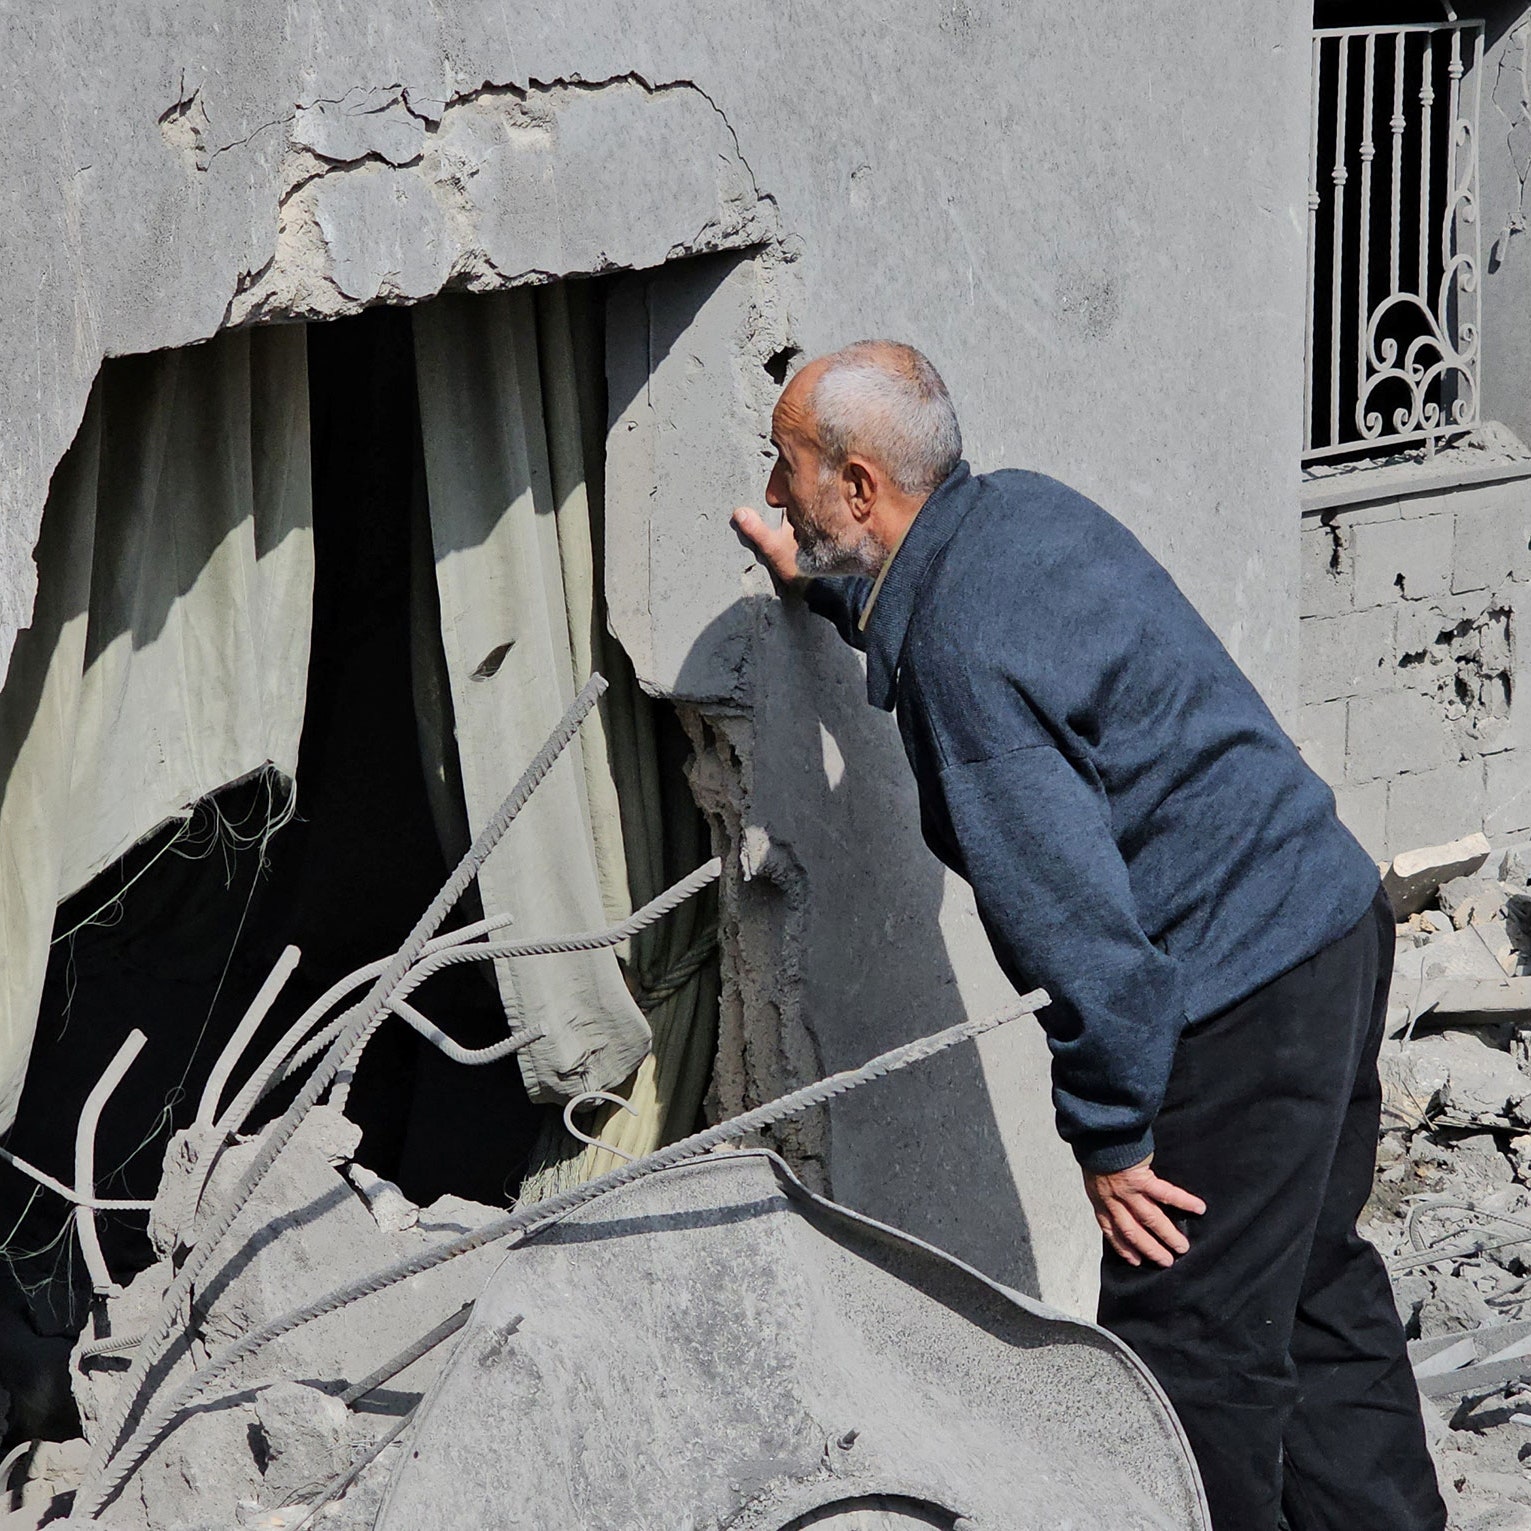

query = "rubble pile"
1368;833;1531;1530
2;1108;507;1529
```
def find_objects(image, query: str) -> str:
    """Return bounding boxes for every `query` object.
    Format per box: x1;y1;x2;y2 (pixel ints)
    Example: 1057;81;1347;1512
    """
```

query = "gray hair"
808;341;962;496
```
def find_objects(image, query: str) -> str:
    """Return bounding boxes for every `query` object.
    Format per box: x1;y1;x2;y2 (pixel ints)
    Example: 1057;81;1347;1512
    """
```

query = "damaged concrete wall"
1481;8;1531;449
1299;470;1531;858
0;1;1314;1315
1293;8;1531;865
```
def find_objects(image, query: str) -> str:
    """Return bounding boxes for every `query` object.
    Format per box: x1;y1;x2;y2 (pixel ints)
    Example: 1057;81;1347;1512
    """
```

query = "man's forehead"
772;361;823;442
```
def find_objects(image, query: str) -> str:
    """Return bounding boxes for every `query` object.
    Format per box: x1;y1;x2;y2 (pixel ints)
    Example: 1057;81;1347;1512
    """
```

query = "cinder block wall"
1298;473;1531;858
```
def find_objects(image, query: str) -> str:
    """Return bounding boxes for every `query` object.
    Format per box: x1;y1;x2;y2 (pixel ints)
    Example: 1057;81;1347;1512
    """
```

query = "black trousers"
1098;889;1445;1531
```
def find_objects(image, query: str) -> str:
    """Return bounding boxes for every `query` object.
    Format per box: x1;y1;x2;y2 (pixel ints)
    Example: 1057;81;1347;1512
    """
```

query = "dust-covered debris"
1370;837;1531;1527
2;1107;506;1530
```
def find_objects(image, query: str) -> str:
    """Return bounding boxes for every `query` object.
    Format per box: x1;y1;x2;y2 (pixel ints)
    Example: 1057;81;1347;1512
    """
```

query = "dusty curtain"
412;288;717;1158
0;327;314;1129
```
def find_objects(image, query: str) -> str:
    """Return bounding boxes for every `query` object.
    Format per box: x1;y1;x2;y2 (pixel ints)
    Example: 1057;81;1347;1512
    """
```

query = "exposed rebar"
76;676;609;1518
386;1002;541;1067
273;857;720;1102
196;945;301;1127
75;1030;148;1296
288;1408;417;1531
80;991;1046;1513
338;1302;477;1408
0;1147;152;1212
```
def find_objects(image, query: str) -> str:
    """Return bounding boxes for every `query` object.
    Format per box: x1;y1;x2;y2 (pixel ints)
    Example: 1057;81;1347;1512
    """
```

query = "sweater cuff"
1072;1127;1155;1175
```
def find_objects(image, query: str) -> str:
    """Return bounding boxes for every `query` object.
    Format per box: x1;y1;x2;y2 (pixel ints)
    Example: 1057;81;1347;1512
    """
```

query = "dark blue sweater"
807;463;1379;1173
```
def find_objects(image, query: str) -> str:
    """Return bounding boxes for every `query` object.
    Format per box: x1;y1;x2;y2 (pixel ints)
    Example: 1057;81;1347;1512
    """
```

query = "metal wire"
287;1409;417;1531
76;676;609;1518
77;991;1046;1513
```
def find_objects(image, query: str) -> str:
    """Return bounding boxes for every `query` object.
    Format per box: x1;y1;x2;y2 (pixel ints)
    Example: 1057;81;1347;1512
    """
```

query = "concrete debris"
5;1107;506;1530
1367;838;1531;1526
1386;832;1494;917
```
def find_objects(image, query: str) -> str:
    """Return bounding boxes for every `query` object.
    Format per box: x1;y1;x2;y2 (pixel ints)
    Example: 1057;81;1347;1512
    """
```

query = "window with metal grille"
1304;18;1485;463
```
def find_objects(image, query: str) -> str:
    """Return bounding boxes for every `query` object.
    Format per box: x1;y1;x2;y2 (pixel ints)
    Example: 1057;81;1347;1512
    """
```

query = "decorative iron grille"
1304;21;1484;463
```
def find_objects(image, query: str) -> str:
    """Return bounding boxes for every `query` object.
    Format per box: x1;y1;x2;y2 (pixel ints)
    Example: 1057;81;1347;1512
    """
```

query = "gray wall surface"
1479;10;1531;447
0;1;1316;1316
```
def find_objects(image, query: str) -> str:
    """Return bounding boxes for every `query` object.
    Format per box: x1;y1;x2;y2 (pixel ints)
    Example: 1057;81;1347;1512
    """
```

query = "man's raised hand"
731;506;803;589
1082;1156;1206;1268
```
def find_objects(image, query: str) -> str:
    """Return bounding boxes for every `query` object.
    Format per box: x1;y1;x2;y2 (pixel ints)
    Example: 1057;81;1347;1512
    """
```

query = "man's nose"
765;469;785;509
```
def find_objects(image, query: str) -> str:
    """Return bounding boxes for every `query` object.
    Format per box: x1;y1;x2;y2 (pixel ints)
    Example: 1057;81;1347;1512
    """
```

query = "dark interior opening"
0;290;715;1441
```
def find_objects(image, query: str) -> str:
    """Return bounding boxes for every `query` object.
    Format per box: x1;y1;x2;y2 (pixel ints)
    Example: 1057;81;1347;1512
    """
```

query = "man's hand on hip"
1083;1156;1206;1268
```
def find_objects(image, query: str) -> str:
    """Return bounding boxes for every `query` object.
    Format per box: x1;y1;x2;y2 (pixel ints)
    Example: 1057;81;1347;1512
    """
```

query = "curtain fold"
0;326;314;1129
411;291;651;1104
411;286;718;1176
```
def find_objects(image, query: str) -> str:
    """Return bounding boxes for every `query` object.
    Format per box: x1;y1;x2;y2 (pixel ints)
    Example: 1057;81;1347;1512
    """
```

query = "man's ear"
842;458;876;524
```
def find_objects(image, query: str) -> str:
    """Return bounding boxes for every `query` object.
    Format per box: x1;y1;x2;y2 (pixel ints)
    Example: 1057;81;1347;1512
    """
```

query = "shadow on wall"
673;592;1044;1299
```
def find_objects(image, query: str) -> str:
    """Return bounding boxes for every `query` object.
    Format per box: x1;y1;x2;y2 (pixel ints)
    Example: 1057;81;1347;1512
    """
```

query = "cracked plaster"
0;1;1316;1316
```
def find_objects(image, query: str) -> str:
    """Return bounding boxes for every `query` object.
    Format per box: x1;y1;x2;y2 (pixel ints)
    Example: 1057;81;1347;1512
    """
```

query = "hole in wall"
0;281;722;1428
763;346;802;386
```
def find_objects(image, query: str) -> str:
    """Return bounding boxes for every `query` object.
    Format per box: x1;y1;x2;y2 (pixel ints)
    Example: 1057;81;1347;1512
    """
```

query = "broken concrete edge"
0;69;784;692
380;1147;1212;1531
1385;831;1494;917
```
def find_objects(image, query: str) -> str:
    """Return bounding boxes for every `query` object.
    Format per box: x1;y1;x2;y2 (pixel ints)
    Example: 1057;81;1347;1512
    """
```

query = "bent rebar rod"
224;907;520;1132
79;990;1048;1515
304;858;722;1108
196;945;301;1127
386;1001;541;1067
393;858;725;997
77;675;609;1512
0;1147;151;1212
76;1031;148;1297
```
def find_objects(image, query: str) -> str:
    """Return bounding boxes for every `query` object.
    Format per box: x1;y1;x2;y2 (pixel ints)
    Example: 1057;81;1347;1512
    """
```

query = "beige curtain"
0;327;313;1129
412;287;718;1175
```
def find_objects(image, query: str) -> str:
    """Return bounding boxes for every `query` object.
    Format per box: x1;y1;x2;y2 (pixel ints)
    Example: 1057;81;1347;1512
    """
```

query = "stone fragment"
253;1380;350;1507
1419;926;1512;986
1401;1030;1531;1128
1509;893;1531;959
1385;832;1492;915
1417;1271;1500;1337
1440;875;1512;929
1432;978;1531;1022
1503;844;1531;888
345;1163;418;1235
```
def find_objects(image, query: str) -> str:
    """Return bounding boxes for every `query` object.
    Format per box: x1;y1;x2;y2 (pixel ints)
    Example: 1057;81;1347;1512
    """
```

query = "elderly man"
730;341;1443;1531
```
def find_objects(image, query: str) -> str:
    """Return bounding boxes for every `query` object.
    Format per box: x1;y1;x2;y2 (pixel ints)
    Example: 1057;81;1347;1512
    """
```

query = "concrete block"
1352;513;1454;607
1334;779;1388;860
1452;498;1531;594
1487;752;1531;839
1386;761;1488;858
1300;521;1353;619
1348;689;1454;781
1299;606;1397;704
1382;829;1491;915
1296;699;1347;785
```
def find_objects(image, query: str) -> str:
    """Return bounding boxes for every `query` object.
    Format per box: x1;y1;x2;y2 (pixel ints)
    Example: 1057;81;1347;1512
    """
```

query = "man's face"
765;373;882;578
